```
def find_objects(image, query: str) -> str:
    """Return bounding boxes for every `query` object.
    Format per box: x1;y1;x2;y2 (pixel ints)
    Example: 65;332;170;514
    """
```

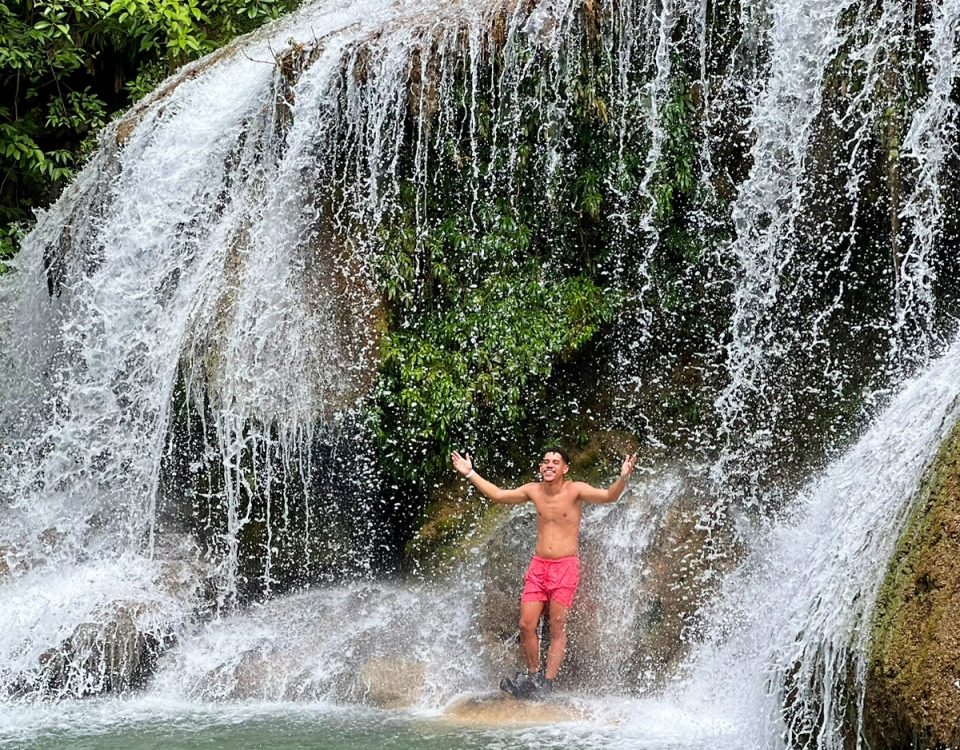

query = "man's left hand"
620;453;637;481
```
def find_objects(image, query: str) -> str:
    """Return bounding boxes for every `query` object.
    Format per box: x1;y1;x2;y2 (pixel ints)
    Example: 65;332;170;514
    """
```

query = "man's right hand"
451;451;473;477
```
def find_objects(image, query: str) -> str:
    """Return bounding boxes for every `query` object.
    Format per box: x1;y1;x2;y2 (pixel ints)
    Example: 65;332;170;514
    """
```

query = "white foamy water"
710;0;960;496
0;482;743;750
0;555;193;698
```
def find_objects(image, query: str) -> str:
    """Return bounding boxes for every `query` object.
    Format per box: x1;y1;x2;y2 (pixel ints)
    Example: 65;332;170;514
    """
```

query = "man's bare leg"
543;601;569;680
519;601;545;674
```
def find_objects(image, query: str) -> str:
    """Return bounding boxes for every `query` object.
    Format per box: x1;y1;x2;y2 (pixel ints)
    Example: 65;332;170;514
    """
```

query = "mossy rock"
405;479;510;575
864;417;960;749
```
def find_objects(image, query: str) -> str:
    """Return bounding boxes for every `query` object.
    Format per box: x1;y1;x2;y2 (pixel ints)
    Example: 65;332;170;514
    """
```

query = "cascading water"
681;340;960;750
1;0;960;747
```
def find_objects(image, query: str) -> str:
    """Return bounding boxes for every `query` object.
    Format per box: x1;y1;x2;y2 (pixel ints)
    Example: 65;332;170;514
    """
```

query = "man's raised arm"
578;453;638;504
451;451;531;504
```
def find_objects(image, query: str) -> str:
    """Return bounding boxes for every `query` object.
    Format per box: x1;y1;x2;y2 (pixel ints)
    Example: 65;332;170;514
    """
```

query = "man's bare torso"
523;480;586;558
450;447;636;559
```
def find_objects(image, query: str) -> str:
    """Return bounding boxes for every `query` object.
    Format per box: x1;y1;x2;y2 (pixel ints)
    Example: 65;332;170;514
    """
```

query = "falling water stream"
2;0;960;747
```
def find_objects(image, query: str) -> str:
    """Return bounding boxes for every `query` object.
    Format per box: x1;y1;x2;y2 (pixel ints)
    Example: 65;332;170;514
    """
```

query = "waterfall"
684;340;960;749
711;0;960;501
0;0;959;746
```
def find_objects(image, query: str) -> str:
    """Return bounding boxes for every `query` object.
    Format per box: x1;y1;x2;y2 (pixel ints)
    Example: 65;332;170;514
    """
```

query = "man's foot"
499;671;540;699
529;677;556;700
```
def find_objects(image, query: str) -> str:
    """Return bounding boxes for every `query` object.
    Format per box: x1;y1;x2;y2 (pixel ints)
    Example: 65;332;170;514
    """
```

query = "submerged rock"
441;694;587;725
863;419;960;749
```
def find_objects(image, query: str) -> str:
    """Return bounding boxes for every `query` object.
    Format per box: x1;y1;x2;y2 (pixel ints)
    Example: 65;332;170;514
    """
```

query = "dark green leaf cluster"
376;254;618;480
0;0;298;267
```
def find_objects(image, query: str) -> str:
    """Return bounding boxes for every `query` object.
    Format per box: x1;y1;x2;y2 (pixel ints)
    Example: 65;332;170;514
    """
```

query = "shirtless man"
451;446;637;698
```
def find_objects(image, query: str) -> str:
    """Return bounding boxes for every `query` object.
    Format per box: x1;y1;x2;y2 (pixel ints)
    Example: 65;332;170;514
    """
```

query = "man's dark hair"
542;446;570;465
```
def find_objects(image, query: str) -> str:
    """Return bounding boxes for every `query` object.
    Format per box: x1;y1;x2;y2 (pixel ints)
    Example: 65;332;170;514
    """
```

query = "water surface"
0;696;739;750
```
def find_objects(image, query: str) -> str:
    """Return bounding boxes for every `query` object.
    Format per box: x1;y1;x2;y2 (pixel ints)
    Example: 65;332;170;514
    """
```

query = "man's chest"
533;494;582;522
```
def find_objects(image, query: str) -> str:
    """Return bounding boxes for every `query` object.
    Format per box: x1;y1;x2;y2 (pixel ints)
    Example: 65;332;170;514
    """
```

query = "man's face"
540;452;568;481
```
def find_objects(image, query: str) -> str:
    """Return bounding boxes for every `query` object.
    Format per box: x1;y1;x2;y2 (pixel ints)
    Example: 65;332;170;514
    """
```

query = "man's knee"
519;615;539;636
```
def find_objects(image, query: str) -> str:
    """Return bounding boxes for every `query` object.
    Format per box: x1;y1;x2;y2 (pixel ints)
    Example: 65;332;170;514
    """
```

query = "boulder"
406;479;509;576
0;545;14;582
571;490;739;692
196;649;306;701
18;601;177;699
0;527;69;583
473;510;538;677
10;537;207;701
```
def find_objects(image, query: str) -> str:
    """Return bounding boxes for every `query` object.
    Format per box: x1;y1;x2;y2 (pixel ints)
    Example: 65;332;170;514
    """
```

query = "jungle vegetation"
0;0;299;269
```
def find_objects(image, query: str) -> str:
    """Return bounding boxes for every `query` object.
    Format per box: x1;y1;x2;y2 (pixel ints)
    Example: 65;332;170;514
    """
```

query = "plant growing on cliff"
0;0;298;268
376;257;618;480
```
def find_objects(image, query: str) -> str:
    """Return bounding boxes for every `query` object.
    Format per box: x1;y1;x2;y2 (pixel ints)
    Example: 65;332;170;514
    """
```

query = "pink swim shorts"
521;555;580;608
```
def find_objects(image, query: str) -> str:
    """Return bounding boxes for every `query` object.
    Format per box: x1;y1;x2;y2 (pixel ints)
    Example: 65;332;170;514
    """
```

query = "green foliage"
0;0;298;270
642;72;725;318
376;263;619;479
652;82;697;224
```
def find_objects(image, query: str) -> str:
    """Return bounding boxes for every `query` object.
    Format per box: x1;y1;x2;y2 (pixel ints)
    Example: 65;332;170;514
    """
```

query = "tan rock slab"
439;693;587;726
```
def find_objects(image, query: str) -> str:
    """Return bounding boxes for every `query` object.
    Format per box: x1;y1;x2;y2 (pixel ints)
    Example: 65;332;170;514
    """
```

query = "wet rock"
474;510;538;677
0;530;59;582
406;478;508;576
17;601;177;699
197;649;304;701
0;545;18;583
566;431;642;485
36;527;66;553
572;489;738;692
196;648;422;707
8;537;207;701
152;533;215;602
863;419;960;749
472;470;737;694
442;694;587;725
227;650;277;699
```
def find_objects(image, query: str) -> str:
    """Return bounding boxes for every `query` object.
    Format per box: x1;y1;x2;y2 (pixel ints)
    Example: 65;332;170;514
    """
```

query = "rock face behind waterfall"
864;419;960;749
